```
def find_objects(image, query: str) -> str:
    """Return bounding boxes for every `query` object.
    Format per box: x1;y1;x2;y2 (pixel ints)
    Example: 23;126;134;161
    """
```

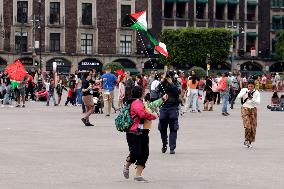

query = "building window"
247;5;256;21
50;33;60;52
121;5;131;27
50;2;60;24
246;37;256;52
228;4;237;20
81;34;93;54
272;17;282;30
216;4;225;20
120;35;132;55
17;1;28;23
82;3;92;25
176;2;186;18
164;2;174;18
196;3;206;19
15;32;28;52
272;0;284;7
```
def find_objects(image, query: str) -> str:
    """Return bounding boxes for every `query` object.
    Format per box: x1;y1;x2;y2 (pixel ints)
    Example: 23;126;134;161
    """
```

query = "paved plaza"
0;92;284;189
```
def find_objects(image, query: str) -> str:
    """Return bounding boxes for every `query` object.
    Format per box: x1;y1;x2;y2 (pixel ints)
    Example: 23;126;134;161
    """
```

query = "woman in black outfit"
204;76;214;111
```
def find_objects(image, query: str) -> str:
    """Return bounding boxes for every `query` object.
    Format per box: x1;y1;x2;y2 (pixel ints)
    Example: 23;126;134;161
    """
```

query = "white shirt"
237;88;260;108
150;80;160;91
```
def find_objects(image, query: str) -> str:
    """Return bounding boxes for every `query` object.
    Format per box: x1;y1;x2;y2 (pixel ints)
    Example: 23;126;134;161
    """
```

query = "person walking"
15;77;27;108
203;76;214;111
101;66;117;116
123;86;157;183
46;79;57;106
56;79;67;105
184;74;199;113
81;72;94;126
124;71;134;104
150;75;160;102
237;80;260;148
261;74;267;91
157;71;180;154
118;76;125;109
219;72;231;116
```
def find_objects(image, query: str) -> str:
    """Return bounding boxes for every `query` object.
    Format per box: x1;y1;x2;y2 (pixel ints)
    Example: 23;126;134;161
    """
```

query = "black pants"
65;97;73;105
126;130;149;168
159;108;179;150
214;92;220;104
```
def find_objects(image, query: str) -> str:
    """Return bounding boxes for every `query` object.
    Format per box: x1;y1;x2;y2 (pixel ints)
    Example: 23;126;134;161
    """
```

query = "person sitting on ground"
267;92;284;110
35;87;48;101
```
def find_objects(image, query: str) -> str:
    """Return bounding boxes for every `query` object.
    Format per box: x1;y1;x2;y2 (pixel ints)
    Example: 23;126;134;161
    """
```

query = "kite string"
136;30;166;94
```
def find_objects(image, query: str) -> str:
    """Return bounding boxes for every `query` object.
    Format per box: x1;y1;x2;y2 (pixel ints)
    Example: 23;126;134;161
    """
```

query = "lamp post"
38;0;42;71
228;21;245;73
30;15;39;68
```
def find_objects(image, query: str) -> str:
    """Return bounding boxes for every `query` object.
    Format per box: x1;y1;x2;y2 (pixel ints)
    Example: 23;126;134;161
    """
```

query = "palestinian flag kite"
123;11;168;58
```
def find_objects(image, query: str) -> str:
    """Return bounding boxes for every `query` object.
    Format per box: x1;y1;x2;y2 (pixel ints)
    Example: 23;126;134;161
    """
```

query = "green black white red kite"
123;11;168;58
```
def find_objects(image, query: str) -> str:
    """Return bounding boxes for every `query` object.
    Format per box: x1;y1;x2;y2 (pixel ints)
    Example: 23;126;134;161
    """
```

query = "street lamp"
30;15;39;68
228;21;245;73
38;0;42;71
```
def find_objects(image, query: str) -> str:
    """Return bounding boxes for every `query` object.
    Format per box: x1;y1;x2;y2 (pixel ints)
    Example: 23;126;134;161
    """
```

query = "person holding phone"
81;72;94;126
237;80;260;148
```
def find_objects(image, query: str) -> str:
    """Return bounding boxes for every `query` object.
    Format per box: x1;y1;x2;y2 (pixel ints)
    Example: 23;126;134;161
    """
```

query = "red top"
129;99;157;132
67;89;73;97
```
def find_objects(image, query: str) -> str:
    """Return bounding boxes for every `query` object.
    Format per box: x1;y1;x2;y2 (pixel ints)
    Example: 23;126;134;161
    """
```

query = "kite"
123;11;168;58
5;60;28;89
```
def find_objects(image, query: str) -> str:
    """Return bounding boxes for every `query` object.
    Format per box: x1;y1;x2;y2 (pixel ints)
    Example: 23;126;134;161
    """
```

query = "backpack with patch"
115;104;134;132
218;78;227;91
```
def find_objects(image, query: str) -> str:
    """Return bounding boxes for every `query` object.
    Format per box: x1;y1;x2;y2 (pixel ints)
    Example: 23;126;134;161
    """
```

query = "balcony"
78;17;97;29
47;16;65;27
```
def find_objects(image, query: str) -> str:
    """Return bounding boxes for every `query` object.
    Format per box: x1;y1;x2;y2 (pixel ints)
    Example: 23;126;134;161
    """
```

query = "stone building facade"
0;0;283;74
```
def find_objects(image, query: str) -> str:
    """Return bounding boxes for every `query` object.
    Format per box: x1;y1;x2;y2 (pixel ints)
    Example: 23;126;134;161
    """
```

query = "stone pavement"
0;92;284;189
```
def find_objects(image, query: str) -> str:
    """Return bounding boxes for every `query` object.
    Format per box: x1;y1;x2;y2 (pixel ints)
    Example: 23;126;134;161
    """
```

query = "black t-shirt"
82;79;93;96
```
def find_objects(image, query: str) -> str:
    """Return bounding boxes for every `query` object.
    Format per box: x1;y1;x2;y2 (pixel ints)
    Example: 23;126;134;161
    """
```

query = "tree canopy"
276;30;284;61
159;28;232;69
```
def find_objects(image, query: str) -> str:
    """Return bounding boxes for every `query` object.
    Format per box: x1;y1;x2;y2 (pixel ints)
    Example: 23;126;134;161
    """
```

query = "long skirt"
241;107;257;143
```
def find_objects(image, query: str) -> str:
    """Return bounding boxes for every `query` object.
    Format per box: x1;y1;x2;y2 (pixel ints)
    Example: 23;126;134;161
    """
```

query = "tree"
159;28;232;69
189;66;207;78
275;30;284;61
103;62;124;72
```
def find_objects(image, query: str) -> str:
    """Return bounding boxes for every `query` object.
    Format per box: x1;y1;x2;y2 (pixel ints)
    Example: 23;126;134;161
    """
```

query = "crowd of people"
1;67;283;182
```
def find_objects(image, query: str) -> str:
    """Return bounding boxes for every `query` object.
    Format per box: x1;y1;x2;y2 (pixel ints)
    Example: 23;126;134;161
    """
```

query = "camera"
248;91;253;98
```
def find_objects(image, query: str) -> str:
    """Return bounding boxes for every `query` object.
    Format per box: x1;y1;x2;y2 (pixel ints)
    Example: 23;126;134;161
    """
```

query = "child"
65;88;74;106
118;78;125;109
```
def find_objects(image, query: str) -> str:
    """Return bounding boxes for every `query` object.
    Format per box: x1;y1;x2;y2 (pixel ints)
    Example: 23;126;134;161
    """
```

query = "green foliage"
275;30;284;61
189;66;207;78
159;28;232;69
103;62;124;72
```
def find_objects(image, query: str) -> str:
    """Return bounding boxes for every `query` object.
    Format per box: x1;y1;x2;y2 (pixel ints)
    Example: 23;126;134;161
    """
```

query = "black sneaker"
222;112;228;116
162;145;167;153
225;112;230;116
85;122;94;127
81;118;87;126
106;114;110;117
22;105;25;108
16;105;20;108
170;150;175;154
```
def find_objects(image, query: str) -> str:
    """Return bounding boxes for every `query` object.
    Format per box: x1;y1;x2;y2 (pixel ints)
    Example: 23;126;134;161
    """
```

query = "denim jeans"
220;92;229;113
47;94;56;105
76;89;82;105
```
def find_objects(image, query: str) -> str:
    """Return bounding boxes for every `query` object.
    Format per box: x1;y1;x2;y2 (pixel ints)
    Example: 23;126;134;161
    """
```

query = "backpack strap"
241;90;256;105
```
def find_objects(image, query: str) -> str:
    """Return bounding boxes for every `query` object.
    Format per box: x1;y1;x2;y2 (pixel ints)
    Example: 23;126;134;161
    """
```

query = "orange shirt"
187;80;199;89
